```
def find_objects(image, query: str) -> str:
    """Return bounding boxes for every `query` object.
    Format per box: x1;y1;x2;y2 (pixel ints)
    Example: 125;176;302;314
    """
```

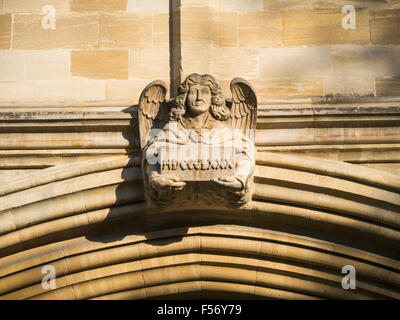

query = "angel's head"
170;73;230;121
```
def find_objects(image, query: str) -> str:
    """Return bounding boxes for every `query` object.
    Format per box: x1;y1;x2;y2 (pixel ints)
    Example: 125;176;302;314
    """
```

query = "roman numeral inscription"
159;146;235;181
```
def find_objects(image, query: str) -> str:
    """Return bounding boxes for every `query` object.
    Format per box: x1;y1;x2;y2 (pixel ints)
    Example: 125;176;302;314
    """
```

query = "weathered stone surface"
313;0;391;9
13;13;98;49
263;0;313;11
331;45;400;76
153;13;169;48
106;79;167;102
26;51;70;80
214;47;260;79
323;77;375;96
0;14;11;49
181;0;220;10
376;77;400;96
127;0;169;12
370;9;400;44
181;41;214;75
221;0;263;11
130;48;170;80
0;81;35;101
181;7;218;43
36;80;106;102
253;79;324;99
283;9;370;46
71;50;128;79
3;0;69;12
99;13;152;49
182;9;240;47
0;50;70;81
106;79;143;103
218;12;238;47
0;51;25;80
391;0;400;8
259;47;331;79
71;0;127;11
239;12;282;47
362;163;400;175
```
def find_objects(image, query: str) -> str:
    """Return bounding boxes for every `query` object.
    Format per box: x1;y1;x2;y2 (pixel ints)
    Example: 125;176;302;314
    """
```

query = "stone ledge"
1;102;400;120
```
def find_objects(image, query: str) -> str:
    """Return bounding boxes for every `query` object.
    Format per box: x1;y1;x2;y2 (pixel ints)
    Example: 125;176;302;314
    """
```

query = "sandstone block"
0;14;11;49
181;42;214;76
376;77;400;96
263;0;313;11
239;11;282;47
181;7;218;43
361;163;400;175
323;77;375;96
130;48;170;80
370;9;400;44
106;79;165;102
220;0;263;12
181;0;220;10
313;0;390;9
3;0;70;12
391;0;400;8
259;47;331;79
127;0;169;12
0;81;35;101
218;12;238;47
214;47;260;79
331;45;400;77
99;12;152;49
153;13;169;48
253;79;324;100
0;51;25;80
13;13;98;49
71;50;128;80
283;9;370;46
25;51;70;80
71;0;127;11
0;50;70;81
36;80;106;102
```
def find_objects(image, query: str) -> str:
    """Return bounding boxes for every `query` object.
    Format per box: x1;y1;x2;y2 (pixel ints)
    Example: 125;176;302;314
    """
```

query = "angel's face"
186;84;212;115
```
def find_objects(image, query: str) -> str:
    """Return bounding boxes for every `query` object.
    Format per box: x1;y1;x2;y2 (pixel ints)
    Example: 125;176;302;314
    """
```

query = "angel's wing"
229;78;257;133
138;80;168;149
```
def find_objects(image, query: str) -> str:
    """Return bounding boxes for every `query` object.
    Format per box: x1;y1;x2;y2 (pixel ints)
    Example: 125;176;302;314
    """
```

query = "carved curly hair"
170;73;230;122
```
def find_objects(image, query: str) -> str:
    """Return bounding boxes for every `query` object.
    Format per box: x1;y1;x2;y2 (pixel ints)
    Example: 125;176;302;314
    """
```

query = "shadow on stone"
84;104;188;245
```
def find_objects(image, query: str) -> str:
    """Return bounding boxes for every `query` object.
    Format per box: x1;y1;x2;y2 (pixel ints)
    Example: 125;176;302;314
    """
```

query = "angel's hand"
211;176;243;191
150;175;186;192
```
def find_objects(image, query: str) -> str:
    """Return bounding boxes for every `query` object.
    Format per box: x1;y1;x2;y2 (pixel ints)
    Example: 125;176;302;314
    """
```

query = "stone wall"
0;0;399;105
0;0;170;105
178;0;400;101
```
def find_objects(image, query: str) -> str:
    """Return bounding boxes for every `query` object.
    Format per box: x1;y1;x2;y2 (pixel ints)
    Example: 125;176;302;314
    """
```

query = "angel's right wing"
138;80;168;149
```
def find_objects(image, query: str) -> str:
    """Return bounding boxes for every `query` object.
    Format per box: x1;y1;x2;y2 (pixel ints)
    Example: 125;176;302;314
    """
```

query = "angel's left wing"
138;80;168;149
229;78;257;134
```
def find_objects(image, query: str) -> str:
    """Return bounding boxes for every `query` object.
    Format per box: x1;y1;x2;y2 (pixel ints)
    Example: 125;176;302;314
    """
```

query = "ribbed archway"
0;152;399;299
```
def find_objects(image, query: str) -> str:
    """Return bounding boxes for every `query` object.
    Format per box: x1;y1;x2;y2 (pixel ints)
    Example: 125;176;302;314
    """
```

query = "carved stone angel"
139;73;257;210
